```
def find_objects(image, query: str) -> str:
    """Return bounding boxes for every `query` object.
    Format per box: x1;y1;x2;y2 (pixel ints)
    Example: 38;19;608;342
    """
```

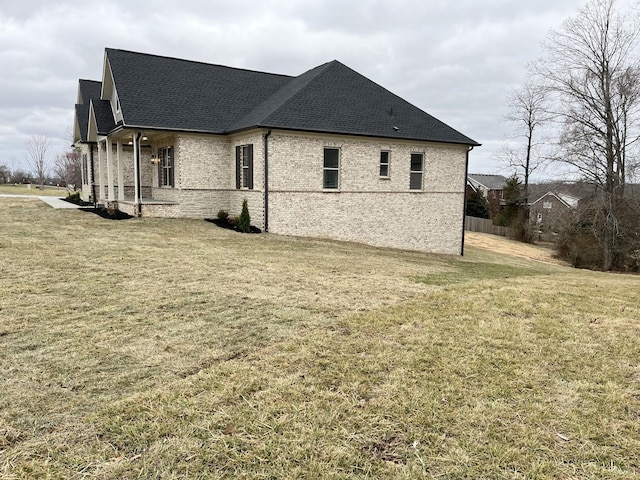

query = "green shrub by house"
237;199;251;233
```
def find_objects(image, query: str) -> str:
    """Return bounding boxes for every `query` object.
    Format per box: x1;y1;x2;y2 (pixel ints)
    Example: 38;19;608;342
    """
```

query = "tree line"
493;0;640;272
0;135;81;189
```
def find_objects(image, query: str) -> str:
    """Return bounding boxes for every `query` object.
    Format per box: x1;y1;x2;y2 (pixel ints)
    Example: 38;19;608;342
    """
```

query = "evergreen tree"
466;190;490;219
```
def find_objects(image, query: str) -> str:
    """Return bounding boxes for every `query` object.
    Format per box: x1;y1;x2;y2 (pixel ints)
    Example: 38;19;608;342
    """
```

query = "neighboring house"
529;191;580;233
466;174;507;218
73;48;479;254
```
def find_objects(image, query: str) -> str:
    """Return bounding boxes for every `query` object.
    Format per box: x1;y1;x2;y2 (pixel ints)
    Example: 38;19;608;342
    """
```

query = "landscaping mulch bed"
79;207;133;220
205;218;261;233
61;197;94;207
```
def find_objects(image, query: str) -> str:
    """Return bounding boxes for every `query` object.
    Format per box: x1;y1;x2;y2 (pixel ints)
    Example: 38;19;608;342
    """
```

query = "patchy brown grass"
1;197;639;479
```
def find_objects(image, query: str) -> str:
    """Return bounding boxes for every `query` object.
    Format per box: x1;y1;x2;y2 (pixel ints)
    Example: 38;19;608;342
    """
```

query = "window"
409;153;423;190
158;146;174;187
235;144;253;189
379;151;390;177
543;201;552;209
537;213;543;223
323;148;340;189
81;154;88;185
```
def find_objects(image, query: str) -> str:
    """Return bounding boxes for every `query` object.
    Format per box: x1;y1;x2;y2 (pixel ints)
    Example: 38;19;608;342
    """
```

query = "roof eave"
227;124;480;146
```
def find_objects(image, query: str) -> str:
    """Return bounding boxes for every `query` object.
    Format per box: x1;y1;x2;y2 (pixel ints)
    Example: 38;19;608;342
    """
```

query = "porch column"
117;141;124;201
97;140;105;201
133;132;142;216
106;139;115;201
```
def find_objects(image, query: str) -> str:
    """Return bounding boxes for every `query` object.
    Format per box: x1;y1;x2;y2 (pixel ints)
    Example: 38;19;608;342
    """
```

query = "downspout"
263;129;272;232
461;145;474;256
90;143;97;207
133;131;143;217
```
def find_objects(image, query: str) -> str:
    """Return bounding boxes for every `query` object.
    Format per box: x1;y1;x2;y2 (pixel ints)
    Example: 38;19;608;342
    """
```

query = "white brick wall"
266;131;468;254
84;129;469;254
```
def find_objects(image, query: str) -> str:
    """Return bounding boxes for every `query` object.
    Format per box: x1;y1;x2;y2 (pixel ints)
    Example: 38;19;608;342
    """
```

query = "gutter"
263;129;272;232
461;145;474;256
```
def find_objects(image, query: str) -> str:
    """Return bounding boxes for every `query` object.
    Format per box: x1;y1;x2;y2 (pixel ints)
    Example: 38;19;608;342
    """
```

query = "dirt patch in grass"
465;231;568;265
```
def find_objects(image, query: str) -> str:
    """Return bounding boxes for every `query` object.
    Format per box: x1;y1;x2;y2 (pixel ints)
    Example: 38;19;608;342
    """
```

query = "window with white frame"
543;201;552;209
323;147;340;189
379;151;390;177
409;153;423;190
235;144;253;189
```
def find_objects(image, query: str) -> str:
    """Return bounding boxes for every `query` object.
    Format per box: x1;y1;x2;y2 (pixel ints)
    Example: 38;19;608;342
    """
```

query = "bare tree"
535;0;640;270
503;81;551;205
0;163;10;183
25;135;51;188
54;149;82;190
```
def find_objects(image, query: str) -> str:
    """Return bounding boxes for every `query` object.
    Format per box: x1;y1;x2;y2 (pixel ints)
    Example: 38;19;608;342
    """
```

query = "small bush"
237;199;251;233
67;191;81;204
217;209;229;221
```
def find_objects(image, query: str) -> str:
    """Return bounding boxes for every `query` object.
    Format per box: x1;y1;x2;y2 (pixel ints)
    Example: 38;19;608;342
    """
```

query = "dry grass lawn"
1;197;639;479
0;184;68;196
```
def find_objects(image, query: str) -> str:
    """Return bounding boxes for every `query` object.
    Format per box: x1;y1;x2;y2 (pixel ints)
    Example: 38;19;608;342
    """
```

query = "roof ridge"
105;47;293;79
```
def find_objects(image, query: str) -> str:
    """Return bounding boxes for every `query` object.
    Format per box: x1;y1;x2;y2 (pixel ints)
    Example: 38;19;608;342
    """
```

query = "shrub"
67;191;81;204
237;199;251;233
217;209;229;221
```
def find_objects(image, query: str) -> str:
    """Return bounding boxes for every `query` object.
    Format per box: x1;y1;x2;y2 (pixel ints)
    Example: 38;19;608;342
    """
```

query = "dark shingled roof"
107;48;291;133
76;80;102;142
79;79;101;105
92;99;117;135
102;48;479;146
232;60;479;145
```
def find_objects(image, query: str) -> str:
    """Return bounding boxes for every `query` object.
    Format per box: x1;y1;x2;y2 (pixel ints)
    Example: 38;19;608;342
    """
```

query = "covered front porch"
92;128;177;217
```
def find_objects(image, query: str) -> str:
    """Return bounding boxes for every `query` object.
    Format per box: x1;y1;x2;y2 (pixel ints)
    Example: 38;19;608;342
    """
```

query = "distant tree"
25;135;51;188
9;168;29;184
466;189;490;219
0;164;10;183
502;81;551;205
493;175;532;242
54;149;82;189
535;0;640;270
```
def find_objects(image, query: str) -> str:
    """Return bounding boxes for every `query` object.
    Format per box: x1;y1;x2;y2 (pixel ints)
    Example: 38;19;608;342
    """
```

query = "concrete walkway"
0;194;81;209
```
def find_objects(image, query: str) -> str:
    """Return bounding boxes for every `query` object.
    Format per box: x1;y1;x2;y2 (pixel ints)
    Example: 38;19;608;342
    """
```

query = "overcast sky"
2;0;633;179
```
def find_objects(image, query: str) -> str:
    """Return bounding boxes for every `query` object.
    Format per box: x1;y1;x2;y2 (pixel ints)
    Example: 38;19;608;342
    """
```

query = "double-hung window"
409;153;423;190
379;151;390;178
323;148;340;189
158;146;174;187
235;144;253;189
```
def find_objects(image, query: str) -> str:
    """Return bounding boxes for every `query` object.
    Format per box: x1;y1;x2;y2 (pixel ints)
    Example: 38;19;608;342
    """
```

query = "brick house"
529;191;580;233
73;48;479;254
466;174;507;218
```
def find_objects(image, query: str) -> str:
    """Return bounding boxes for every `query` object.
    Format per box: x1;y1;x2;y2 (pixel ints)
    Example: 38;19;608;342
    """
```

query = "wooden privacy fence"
465;216;512;237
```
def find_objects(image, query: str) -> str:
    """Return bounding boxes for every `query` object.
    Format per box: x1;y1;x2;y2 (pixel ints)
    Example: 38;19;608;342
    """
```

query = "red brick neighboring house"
466;174;507;218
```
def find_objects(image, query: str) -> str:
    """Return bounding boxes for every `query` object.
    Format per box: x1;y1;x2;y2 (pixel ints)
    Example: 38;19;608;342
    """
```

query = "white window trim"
409;152;424;191
323;147;340;190
380;150;390;178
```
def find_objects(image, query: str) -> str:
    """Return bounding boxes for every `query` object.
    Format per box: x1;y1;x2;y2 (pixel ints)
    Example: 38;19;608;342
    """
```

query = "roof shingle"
100;48;479;146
